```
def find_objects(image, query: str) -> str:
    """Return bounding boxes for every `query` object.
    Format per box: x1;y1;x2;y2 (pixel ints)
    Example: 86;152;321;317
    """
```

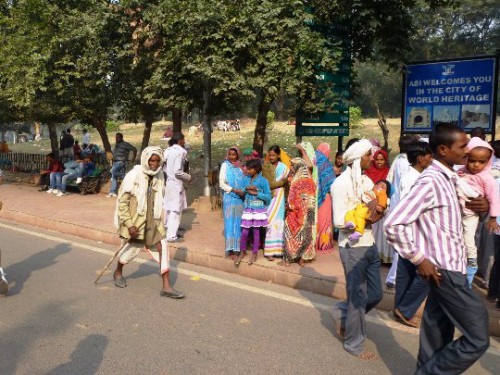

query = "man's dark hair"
344;138;360;151
47;152;55;159
470;127;486;140
399;134;420;153
491;140;500;159
83;128;88;133
168;132;185;147
246;158;262;173
407;141;432;166
429;123;464;154
335;151;343;157
375;179;392;196
116;132;123;138
66;128;71;133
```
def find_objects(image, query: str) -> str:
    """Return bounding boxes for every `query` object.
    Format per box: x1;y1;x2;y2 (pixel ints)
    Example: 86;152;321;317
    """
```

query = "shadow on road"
0;301;76;375
5;243;71;296
295;252;416;373
45;334;109;375
124;258;181;287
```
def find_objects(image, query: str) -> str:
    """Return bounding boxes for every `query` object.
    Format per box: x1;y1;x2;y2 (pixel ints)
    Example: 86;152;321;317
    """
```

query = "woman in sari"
364;148;392;263
296;141;318;247
364;149;390;183
281;158;316;266
219;147;245;258
262;145;290;260
315;143;336;252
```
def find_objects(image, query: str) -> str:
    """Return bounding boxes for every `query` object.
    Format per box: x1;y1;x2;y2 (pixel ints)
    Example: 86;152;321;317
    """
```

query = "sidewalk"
1;180;499;336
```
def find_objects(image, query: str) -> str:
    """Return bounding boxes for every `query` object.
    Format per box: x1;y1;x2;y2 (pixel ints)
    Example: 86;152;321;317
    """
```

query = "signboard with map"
402;55;499;136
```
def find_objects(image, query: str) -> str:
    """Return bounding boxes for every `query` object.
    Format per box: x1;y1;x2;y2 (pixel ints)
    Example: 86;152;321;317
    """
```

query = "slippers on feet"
160;289;185;299
114;275;127;288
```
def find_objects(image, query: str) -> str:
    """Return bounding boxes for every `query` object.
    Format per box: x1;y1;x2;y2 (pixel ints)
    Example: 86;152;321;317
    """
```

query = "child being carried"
457;137;500;287
344;180;391;242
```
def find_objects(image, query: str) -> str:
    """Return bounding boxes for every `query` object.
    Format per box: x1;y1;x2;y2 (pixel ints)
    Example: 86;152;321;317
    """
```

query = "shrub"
106;120;120;132
349;106;362;129
266;111;275;130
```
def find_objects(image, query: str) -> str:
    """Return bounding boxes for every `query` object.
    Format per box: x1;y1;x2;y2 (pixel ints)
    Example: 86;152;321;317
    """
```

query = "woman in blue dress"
219;147;245;258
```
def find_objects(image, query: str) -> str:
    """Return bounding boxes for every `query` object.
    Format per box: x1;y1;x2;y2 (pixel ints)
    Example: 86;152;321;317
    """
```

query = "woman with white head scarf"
330;139;383;360
112;146;184;299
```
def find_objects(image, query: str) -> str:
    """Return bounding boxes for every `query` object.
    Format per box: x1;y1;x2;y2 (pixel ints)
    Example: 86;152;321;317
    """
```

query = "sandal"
113;274;127;288
248;253;257;265
234;252;245;267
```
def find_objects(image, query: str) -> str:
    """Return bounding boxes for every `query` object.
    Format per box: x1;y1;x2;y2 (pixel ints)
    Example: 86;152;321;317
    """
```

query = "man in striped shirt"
385;123;489;374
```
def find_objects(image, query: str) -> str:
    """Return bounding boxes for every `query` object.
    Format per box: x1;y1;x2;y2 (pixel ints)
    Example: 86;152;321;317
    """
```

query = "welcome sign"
403;56;498;134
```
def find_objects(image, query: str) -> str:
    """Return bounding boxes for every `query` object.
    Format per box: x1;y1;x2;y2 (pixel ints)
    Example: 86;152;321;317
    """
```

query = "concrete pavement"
1;180;499;336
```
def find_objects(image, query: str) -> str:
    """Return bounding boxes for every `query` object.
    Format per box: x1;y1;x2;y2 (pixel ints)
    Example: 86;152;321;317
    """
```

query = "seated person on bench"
48;154;85;197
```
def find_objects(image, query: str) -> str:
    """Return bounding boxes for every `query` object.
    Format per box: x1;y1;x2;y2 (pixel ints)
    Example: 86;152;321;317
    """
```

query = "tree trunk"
140;112;153;152
94;119;112;153
253;92;272;157
202;86;212;197
376;104;390;152
172;108;182;133
48;123;59;158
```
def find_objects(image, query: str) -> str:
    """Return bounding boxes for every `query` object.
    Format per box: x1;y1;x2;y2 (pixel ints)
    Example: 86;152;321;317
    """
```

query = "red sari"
284;159;317;262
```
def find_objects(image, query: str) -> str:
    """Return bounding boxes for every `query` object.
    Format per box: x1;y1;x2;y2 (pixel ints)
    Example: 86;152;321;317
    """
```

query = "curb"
1;207;499;336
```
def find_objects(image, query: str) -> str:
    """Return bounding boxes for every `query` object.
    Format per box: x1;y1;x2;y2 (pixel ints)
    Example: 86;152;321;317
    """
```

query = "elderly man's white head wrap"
343;139;373;200
140;146;164;176
114;146;165;229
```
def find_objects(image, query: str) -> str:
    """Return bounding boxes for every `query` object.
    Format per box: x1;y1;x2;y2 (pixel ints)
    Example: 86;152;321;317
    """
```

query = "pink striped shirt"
384;160;466;274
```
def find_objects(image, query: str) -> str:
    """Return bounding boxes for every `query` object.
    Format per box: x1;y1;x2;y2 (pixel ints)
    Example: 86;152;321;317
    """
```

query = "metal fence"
0;152;110;173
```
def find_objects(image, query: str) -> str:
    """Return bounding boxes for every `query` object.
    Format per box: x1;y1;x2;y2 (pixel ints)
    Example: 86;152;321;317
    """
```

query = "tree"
0;0;121;154
410;0;500;59
242;0;342;155
0;0;82;155
109;1;165;152
147;0;254;195
352;61;402;117
351;0;500;117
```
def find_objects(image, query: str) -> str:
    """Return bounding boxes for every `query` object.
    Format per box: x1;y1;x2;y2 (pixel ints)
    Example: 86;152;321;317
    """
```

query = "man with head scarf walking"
331;139;383;360
112;146;184;299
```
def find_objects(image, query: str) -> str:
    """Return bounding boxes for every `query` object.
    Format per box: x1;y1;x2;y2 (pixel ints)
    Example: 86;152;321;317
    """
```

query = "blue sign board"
403;57;498;133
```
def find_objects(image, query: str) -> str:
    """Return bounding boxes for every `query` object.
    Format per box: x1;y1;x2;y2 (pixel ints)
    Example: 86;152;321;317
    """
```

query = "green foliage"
349;106;363;129
266;111;275;130
0;0;497;150
106;120;120;132
352;61;402;117
409;0;500;59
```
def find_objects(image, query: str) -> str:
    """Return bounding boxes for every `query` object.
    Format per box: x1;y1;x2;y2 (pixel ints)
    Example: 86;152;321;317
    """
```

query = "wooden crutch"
94;239;129;284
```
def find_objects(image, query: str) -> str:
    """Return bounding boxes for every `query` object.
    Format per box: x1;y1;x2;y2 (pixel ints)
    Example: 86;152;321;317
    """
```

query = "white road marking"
1;221;499;354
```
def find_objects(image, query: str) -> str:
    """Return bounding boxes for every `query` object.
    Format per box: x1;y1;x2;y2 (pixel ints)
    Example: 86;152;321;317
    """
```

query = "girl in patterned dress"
235;159;271;266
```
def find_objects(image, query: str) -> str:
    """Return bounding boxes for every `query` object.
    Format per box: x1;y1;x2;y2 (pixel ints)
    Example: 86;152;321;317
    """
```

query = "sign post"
402;55;499;139
296;13;351;146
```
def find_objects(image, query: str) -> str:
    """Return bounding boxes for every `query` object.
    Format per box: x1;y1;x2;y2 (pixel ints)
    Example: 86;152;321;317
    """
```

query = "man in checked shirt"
385;123;489;374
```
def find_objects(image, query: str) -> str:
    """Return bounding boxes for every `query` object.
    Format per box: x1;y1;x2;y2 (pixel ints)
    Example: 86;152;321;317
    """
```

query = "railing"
0;152;110;173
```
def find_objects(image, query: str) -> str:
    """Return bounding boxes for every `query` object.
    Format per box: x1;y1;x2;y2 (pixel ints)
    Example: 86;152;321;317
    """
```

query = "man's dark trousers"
395;258;429;319
416;270;489;374
339;245;383;356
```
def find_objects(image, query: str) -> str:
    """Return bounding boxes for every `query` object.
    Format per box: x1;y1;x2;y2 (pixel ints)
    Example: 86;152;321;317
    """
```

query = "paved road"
0;220;498;375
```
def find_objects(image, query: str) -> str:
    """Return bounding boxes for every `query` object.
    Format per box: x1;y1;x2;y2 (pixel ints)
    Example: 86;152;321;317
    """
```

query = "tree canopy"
0;0;498;153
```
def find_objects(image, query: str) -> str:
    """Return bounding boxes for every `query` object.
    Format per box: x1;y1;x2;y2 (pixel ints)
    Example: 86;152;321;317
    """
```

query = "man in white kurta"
163;134;191;242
